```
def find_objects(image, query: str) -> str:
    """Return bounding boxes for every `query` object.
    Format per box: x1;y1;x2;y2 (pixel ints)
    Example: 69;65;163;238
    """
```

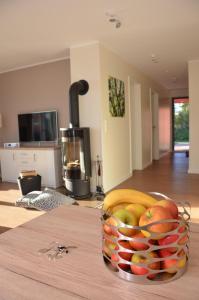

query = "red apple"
103;238;118;257
148;239;157;245
103;219;113;235
111;240;132;270
159;248;174;258
131;254;148;276
158;234;179;252
173;222;186;233
178;225;186;233
111;253;119;268
154;199;178;219
178;234;188;245
103;217;119;237
173;216;186;233
129;232;149;251
112;208;138;237
131;251;160;278
161;259;177;273
139;206;174;238
161;249;187;273
118;240;133;261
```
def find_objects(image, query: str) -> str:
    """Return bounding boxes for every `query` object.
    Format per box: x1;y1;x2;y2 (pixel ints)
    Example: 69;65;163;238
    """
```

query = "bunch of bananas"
103;188;157;212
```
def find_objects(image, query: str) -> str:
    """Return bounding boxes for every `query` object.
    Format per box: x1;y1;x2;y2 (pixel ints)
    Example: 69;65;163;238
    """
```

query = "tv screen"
18;111;58;142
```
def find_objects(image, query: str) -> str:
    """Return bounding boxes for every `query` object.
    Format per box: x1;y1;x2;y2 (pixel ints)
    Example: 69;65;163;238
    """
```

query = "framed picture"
108;76;125;117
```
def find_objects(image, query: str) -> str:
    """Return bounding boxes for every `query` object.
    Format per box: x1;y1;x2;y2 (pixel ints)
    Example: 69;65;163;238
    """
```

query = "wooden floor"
0;183;44;233
0;152;198;234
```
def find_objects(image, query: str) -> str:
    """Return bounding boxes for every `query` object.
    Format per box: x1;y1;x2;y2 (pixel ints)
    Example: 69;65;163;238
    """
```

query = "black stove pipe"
69;80;89;128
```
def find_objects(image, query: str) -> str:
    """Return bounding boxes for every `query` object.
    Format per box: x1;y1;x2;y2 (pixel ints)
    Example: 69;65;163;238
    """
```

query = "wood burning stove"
60;80;92;199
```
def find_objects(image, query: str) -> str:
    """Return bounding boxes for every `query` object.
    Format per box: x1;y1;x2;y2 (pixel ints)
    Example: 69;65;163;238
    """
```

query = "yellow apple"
125;203;146;220
112;208;138;237
111;203;129;214
177;249;187;269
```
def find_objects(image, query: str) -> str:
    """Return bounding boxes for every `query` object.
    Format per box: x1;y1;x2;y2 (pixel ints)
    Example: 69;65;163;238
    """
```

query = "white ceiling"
1;0;199;90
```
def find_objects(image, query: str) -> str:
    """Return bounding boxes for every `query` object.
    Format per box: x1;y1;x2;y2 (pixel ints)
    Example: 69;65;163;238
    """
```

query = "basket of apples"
102;189;190;284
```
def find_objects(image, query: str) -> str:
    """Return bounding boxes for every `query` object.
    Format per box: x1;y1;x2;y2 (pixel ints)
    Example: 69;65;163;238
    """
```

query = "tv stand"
0;146;62;188
19;140;59;148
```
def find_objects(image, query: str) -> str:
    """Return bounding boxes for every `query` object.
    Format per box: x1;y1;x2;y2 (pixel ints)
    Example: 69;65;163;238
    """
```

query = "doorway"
172;98;189;153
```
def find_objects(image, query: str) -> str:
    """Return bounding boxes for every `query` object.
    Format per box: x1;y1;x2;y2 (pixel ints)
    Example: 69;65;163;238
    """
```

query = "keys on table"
38;241;77;260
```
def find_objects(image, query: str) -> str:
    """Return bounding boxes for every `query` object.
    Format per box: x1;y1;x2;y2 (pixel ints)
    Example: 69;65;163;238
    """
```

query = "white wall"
169;88;188;98
70;43;168;192
159;98;171;152
188;60;199;173
100;46;132;191
0;60;70;142
70;43;102;191
99;45;168;191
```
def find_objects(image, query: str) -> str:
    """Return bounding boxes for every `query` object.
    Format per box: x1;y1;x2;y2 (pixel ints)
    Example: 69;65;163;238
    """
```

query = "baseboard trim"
105;173;132;193
188;168;199;174
159;150;170;158
143;161;152;169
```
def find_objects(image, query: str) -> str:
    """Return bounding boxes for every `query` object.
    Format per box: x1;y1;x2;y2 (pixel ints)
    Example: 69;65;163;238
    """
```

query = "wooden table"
0;205;198;300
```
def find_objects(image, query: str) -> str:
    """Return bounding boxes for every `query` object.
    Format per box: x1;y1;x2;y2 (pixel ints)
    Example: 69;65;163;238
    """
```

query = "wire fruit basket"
101;193;190;284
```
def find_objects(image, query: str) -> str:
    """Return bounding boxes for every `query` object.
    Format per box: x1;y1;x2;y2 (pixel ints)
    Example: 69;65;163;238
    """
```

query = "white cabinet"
0;147;62;188
0;150;19;182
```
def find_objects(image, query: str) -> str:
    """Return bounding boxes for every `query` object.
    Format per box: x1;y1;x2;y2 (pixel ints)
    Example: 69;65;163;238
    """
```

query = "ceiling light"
151;54;159;63
107;13;121;29
115;20;121;28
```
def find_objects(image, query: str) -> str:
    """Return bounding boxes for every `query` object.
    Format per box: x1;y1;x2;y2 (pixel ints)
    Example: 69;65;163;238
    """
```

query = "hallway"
117;152;199;223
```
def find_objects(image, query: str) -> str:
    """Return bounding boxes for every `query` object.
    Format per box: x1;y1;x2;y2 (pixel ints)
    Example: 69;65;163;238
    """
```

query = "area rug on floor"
16;188;76;211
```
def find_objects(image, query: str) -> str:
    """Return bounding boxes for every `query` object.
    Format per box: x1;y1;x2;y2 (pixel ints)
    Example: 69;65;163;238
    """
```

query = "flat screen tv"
18;111;58;142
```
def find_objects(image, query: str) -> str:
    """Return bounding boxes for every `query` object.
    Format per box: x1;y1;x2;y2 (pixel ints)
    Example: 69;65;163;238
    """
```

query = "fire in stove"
60;80;92;199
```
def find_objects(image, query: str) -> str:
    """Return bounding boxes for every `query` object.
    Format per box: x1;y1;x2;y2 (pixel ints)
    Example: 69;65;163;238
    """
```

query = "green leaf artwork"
108;76;125;117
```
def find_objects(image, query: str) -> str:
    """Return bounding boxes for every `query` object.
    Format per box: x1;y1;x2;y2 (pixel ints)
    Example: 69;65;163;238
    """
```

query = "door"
172;98;189;153
150;90;159;161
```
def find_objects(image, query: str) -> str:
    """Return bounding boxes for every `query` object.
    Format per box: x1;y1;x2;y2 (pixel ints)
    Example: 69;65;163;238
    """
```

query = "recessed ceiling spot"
106;12;121;29
151;54;159;63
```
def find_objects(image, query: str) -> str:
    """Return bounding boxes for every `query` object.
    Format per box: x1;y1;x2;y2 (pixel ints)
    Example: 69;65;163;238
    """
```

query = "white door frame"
129;77;142;171
150;89;160;161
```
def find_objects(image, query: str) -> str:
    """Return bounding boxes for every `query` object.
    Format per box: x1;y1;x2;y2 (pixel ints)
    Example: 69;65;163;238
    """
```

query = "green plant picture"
108;76;125;117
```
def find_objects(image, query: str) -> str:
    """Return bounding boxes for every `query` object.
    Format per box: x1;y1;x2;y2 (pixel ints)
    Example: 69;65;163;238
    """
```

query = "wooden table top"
0;205;198;300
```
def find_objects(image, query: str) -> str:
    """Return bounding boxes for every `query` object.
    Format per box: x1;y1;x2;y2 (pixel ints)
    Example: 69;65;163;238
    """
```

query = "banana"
103;189;157;211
